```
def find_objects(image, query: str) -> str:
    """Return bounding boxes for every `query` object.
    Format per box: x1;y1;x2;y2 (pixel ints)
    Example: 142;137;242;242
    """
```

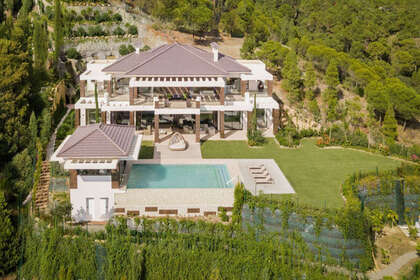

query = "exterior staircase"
35;161;51;211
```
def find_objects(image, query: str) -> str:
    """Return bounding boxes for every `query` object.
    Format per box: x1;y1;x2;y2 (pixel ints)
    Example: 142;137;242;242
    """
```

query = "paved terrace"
115;135;295;216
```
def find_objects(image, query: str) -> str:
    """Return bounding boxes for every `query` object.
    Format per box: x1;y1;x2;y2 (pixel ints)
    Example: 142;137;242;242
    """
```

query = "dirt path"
367;251;419;280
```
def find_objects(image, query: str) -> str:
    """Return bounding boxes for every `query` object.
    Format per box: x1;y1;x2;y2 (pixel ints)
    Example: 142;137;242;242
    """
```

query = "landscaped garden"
138;141;154;159
201;138;402;208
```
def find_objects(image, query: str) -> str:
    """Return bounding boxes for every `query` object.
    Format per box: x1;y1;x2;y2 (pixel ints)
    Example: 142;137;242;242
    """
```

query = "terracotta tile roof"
103;43;251;76
57;124;135;158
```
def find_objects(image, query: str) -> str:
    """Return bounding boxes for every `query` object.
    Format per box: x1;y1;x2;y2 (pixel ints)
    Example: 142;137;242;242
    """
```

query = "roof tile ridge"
189;45;251;72
59;125;100;154
124;44;174;75
179;44;228;74
98;124;127;154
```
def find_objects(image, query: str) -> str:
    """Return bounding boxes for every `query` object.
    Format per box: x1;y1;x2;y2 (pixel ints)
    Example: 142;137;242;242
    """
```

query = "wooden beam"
240;80;248;96
267;80;273;96
129;111;134;126
219;111;224;138
80;80;86;97
195;114;200;142
273;109;280;135
219;87;224;104
75;109;80;128
111;168;120;189
69;170;77;189
154;114;159;143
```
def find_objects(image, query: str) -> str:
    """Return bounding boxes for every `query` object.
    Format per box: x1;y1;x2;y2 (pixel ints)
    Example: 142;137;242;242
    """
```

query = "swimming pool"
127;164;233;189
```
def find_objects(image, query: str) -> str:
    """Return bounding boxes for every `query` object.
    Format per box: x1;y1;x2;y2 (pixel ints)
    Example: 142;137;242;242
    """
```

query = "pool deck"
115;157;294;216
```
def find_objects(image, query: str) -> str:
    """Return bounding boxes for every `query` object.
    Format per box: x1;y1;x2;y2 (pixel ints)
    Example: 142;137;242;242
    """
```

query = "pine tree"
382;103;398;145
304;62;316;99
325;59;339;89
0;191;18;276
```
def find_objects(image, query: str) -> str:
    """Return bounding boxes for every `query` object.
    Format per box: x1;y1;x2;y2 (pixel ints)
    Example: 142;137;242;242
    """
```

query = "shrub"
88;25;106;36
417;242;420;256
113;26;125;36
408;226;418;240
112;13;122;22
66;48;81;59
218;208;229;222
119;44;135;56
75;26;86;37
127;25;138;35
381;248;390;264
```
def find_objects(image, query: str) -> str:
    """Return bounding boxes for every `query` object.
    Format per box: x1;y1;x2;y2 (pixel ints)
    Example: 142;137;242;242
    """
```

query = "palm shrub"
127;25;138;35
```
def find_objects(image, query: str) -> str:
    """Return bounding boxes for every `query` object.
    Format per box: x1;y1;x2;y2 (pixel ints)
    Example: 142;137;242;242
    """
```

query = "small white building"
51;124;141;221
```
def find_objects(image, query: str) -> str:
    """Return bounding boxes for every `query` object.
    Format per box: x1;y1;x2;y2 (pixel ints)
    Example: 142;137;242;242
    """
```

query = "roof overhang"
129;77;225;88
237;60;273;81
64;159;119;170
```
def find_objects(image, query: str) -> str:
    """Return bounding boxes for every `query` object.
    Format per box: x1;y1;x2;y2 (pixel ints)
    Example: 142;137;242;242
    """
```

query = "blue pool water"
127;164;233;189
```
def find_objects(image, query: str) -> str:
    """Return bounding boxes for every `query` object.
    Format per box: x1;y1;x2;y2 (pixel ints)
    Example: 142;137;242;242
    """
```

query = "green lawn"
138;141;154;159
201;138;402;208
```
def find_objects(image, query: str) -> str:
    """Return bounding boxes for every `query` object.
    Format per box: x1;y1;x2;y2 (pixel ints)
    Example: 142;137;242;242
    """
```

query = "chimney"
210;42;218;62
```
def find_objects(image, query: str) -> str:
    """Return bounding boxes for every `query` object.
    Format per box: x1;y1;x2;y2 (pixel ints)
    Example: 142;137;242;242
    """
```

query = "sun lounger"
248;164;264;170
255;177;274;184
252;172;270;179
250;168;267;174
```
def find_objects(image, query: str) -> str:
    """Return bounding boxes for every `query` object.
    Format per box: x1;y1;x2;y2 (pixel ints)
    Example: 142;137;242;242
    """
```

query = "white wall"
71;175;119;222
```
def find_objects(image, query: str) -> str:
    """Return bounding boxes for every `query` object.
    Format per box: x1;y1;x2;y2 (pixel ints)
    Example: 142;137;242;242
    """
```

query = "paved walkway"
154;134;202;159
367;251;418;280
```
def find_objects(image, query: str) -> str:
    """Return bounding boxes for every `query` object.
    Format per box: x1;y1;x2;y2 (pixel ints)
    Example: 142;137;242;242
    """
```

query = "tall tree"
382;103;398;145
28;111;37;161
325;59;339;89
0;191;18;276
304;62;316;99
33;18;48;71
40;108;51;147
0;31;32;165
53;0;63;67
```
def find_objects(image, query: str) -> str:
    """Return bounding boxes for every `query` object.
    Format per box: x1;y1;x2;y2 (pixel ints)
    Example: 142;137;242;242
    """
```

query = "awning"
129;77;225;88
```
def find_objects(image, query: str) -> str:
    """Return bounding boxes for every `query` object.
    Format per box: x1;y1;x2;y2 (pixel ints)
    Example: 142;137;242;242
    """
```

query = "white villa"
51;42;287;222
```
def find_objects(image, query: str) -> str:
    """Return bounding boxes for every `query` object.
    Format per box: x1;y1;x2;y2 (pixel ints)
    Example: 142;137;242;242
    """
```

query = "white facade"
71;175;124;222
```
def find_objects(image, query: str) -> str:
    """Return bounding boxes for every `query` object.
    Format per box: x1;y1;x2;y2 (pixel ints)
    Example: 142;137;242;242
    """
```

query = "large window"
224;111;242;130
77;169;111;176
86;109;97;124
111;111;129;125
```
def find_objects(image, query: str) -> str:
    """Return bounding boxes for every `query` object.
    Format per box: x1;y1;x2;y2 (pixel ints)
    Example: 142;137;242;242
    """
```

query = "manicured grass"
201;138;401;208
138;141;154;159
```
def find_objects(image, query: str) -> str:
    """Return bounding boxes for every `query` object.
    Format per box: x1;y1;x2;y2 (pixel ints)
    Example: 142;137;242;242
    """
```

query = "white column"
267;108;273;129
106;111;111;124
243;111;248;131
81;108;86;126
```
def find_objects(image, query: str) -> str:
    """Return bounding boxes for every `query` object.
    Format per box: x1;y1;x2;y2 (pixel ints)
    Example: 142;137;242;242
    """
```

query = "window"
86;109;97;124
77;169;111;176
224;111;242;130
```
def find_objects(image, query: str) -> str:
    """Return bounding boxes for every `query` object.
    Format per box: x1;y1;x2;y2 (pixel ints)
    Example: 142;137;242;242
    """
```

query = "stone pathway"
367;251;418;280
46;107;72;160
